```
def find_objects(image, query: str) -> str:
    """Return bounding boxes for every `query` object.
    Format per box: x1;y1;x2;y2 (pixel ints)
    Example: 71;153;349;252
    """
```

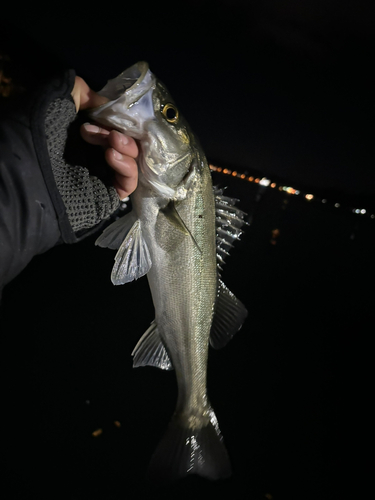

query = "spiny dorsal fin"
110;219;152;285
132;320;173;370
214;186;248;272
210;279;248;349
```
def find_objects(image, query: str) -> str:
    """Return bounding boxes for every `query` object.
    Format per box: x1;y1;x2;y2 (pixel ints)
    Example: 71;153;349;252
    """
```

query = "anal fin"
132;320;173;370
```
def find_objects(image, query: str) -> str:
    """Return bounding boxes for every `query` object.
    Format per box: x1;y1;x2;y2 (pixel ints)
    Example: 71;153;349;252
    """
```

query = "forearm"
0;68;139;297
0;70;117;291
0;98;61;289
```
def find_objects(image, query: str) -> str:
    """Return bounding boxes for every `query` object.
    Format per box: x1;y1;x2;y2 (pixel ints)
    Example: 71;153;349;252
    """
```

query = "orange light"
270;183;276;188
240;174;246;179
255;178;260;183
248;176;254;182
305;194;314;201
232;171;237;176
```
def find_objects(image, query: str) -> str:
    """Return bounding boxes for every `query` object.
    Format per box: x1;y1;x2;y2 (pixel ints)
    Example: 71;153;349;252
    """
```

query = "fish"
89;61;248;482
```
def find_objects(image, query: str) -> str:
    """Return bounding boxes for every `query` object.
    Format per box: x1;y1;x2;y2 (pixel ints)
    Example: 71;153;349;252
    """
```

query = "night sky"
2;1;374;195
1;2;374;499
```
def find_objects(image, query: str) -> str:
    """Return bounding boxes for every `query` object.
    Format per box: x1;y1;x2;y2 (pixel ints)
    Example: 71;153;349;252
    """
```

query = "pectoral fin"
210;279;248;349
160;200;201;253
110;219;152;285
95;211;137;250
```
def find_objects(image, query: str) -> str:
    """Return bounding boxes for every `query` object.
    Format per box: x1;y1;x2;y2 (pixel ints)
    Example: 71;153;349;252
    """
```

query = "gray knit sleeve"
45;97;120;233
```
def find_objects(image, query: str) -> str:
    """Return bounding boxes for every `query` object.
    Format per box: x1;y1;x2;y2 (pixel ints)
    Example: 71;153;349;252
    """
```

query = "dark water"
1;173;373;499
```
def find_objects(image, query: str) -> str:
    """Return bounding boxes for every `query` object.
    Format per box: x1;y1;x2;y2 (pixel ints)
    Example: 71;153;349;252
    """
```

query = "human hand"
71;76;138;200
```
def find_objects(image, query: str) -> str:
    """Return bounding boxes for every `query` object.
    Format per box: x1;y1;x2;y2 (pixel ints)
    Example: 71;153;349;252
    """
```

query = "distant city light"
259;177;271;187
208;164;373;220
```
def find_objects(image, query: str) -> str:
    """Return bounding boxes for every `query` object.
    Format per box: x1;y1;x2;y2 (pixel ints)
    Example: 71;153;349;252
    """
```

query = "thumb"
71;76;109;112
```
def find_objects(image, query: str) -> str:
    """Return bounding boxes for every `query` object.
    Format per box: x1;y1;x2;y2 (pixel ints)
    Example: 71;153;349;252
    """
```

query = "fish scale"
90;62;247;483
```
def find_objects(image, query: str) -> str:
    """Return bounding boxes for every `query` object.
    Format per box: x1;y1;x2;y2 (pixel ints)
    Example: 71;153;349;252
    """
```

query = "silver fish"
89;62;247;482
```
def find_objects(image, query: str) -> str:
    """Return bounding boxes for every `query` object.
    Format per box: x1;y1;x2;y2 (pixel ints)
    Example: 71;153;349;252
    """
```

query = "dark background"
1;1;374;499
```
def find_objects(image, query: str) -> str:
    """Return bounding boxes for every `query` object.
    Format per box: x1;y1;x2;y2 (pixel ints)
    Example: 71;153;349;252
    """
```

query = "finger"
71;76;109;112
114;175;138;200
107;130;138;159
105;149;138;198
80;122;110;146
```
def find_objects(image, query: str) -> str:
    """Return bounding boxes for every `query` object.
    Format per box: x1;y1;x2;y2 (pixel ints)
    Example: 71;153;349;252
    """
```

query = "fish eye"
162;103;179;123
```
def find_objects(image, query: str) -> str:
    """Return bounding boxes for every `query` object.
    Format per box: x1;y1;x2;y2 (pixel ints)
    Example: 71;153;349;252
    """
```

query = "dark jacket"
0;70;119;297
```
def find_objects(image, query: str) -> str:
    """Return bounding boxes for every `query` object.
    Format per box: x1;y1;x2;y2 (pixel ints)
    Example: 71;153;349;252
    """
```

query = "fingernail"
114;130;129;145
83;123;100;133
112;148;123;160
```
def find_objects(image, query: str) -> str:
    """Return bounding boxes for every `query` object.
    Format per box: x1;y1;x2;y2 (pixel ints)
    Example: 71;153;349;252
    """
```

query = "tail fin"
147;413;232;484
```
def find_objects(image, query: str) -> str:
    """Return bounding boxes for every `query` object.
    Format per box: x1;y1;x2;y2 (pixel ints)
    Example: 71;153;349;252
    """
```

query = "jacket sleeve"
0;69;120;293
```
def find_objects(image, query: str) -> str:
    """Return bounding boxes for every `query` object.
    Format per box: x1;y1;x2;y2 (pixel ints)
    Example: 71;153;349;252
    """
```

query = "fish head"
89;62;199;200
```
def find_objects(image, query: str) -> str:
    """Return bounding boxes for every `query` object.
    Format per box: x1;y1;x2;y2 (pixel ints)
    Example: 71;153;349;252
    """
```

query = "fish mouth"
96;61;154;103
122;62;157;108
123;61;150;92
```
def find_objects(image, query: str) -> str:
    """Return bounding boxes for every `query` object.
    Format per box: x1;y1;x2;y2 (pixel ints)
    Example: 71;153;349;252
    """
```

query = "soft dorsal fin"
132;321;173;370
210;279;248;349
214;186;248;272
109;219;152;285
